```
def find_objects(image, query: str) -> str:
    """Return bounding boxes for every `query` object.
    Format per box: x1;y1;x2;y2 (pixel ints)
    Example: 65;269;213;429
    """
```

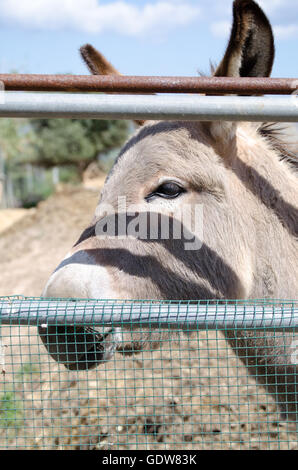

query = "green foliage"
27;118;129;174
0;389;23;429
17;362;40;379
0;118;32;161
0;116;130;207
7;165;55;208
58;165;81;184
0;116;129;172
20;184;53;209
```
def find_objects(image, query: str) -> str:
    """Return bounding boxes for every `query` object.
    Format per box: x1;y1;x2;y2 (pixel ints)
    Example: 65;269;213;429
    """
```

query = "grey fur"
41;1;298;420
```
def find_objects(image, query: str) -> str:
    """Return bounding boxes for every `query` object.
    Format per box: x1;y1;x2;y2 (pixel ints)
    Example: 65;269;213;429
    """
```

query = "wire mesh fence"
0;296;297;450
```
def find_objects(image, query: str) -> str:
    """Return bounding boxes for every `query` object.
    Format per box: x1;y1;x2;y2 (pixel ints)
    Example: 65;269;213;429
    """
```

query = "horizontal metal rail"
0;92;297;122
0;300;297;331
0;74;297;95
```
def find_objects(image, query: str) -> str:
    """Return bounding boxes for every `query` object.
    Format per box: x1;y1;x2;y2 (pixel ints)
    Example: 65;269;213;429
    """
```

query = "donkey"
39;0;298;421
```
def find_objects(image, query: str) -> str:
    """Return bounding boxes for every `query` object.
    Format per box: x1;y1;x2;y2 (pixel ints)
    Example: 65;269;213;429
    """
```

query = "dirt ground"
0;185;100;296
0;184;297;450
0;209;34;234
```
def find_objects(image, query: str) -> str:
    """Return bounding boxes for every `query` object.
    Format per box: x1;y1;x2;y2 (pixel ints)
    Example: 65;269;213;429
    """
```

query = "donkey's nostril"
38;325;122;370
40;249;122;369
66;328;119;370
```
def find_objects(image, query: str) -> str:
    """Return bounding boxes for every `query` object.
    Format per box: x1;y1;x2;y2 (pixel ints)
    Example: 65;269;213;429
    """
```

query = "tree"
0;117;130;207
0;118;30;161
0;118;30;207
26;118;129;178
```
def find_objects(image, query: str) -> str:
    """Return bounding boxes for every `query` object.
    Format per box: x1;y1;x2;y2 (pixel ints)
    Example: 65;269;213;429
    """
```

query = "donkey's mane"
202;67;298;173
258;123;298;172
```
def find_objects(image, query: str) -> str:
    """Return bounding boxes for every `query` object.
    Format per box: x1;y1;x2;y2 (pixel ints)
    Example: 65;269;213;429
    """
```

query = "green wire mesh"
0;296;297;450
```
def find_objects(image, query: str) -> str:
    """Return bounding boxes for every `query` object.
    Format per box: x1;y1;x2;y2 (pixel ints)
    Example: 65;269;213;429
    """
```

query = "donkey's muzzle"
38;325;121;370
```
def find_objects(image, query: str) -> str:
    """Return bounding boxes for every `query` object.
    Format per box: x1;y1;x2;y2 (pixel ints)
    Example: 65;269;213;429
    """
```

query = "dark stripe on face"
232;157;298;238
68;212;243;299
74;224;96;247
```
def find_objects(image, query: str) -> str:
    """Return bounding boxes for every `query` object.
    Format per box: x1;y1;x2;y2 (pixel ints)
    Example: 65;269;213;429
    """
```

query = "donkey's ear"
215;0;275;78
80;44;119;76
80;44;144;127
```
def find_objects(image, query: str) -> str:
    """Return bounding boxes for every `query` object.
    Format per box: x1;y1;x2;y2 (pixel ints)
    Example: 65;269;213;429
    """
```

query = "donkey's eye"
146;182;186;201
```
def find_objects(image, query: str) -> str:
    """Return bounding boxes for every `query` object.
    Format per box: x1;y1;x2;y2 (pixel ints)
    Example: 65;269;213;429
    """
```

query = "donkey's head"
44;0;275;302
40;1;297;376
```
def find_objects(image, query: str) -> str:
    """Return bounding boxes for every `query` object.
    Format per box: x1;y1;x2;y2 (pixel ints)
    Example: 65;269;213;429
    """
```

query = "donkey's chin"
38;324;122;370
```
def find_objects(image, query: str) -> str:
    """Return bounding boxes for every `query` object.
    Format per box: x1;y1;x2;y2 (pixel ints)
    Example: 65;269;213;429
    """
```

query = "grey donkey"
39;0;298;421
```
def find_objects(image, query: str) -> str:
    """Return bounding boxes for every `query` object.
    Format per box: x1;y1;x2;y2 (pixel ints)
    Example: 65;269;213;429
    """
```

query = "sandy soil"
0;185;297;450
0;185;99;296
0;209;35;235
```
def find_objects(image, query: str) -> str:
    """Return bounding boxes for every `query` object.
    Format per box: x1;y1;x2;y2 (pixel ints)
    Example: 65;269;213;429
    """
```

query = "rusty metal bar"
0;74;297;95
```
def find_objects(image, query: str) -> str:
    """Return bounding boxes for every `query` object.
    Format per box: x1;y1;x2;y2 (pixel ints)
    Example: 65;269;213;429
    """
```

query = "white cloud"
1;0;296;43
258;0;294;14
274;24;298;39
208;0;298;41
210;21;230;38
209;0;297;17
0;0;200;36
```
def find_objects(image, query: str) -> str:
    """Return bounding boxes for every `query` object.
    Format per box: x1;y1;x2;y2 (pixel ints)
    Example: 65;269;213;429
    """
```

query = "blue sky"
0;0;297;77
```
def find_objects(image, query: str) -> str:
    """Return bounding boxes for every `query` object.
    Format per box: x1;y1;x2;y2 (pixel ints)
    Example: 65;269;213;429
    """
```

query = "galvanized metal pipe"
0;74;297;95
0;300;297;331
0;92;297;122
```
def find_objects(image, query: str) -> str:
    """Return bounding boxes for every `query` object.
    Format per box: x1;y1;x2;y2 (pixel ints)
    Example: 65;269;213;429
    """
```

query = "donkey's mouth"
38;324;122;370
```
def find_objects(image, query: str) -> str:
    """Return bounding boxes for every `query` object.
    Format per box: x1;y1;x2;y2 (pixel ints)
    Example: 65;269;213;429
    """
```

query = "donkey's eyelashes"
145;182;186;202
